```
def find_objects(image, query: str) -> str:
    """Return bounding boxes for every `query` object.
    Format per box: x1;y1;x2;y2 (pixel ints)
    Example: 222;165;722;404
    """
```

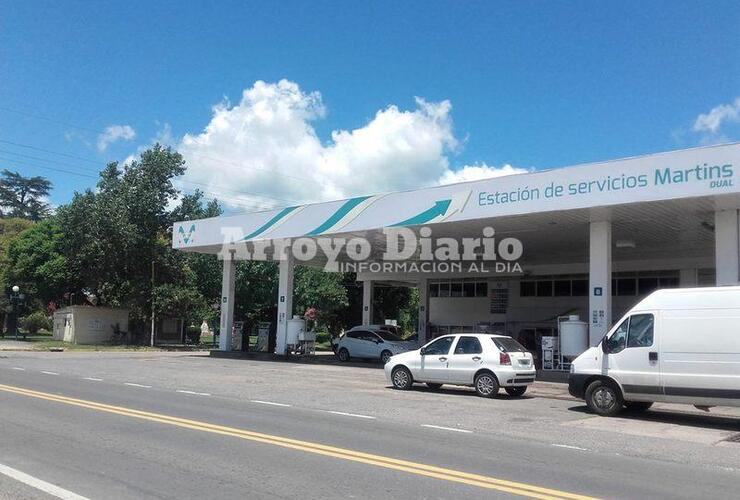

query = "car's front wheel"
380;350;393;364
337;347;350;362
474;371;499;398
391;366;413;390
505;386;527;397
585;379;623;416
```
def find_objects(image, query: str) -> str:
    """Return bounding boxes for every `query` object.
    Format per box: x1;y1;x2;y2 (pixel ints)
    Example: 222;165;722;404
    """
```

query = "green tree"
55;144;186;332
0;170;52;220
4;219;68;306
372;285;418;335
0;217;34;330
293;267;351;334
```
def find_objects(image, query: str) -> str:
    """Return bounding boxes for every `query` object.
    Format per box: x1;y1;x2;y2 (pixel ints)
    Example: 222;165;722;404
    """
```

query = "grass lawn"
0;333;214;351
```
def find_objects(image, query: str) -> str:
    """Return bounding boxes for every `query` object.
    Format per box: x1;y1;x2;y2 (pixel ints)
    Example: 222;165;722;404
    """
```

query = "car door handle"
649;352;658;361
439;357;447;362
472;356;481;362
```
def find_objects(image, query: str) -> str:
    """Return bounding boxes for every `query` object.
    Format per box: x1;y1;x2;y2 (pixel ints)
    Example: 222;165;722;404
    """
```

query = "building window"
614;278;637;296
520;281;536;297
430;280;489;299
637;277;658;295
553;280;571;296
536;280;553;297
659;277;679;288
571;279;588;296
519;271;678;298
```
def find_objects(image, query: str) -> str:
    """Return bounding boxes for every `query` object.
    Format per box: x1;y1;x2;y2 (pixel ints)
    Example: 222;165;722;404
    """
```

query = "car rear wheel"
505;386;527;397
585;379;623;416
337;348;350;362
391;366;413;390
624;401;653;412
426;383;443;390
380;350;393;364
474;372;499;398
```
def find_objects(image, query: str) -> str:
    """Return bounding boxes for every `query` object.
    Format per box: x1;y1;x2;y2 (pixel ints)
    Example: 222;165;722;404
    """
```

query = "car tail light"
500;352;511;365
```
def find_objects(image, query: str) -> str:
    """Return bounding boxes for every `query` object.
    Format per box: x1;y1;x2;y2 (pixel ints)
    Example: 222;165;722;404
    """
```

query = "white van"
569;286;740;416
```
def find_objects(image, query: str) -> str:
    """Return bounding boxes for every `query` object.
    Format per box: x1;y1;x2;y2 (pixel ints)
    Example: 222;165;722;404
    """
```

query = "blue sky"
1;1;739;212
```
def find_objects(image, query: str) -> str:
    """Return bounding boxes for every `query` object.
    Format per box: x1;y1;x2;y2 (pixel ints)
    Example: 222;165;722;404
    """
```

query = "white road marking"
83;377;103;382
250;400;291;407
0;462;90;500
327;410;376;419
421;424;473;434
40;371;59;376
123;383;152;388
11;367;25;371
176;390;210;396
551;444;588;451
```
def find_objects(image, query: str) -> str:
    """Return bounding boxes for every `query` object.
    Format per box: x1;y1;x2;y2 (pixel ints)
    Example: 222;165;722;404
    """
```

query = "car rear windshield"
376;331;402;342
492;337;527;353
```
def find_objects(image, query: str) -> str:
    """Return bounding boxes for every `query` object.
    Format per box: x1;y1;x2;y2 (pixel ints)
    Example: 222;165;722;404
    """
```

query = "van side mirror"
601;339;609;354
420;347;427;356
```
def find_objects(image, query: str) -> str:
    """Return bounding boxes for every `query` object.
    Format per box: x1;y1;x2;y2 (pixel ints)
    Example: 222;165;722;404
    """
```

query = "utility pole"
150;260;155;347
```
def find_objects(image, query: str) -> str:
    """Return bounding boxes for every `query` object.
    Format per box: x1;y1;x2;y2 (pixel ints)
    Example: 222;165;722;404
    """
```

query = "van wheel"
585;380;623;416
474;372;499;398
391;366;413;390
426;383;443;390
337;348;350;362
380;350;393;364
624;401;653;413
505;386;527;397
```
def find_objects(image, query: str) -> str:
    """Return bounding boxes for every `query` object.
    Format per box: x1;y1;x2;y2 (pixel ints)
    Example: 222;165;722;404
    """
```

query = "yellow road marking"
0;383;599;500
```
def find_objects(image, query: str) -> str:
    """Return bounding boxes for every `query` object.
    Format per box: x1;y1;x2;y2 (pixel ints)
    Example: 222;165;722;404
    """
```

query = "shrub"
315;331;331;344
20;311;53;336
185;325;201;344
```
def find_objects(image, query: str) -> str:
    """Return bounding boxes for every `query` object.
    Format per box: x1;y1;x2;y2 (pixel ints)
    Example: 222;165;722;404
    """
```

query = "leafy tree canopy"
0;170;52;221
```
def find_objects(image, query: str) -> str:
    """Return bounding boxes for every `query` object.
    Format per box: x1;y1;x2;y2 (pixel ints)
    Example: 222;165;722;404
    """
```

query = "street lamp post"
9;285;25;340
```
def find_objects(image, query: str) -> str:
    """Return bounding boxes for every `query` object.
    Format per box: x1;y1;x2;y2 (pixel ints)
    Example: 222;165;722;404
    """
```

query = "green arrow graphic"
390;199;451;227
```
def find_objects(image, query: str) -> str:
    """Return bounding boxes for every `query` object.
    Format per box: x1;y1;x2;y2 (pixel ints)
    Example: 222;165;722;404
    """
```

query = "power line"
0;157;280;211
0;104;317;183
0;106;100;134
0;138;300;204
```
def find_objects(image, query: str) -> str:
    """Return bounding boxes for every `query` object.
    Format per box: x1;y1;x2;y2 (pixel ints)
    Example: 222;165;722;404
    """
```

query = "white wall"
53;307;129;344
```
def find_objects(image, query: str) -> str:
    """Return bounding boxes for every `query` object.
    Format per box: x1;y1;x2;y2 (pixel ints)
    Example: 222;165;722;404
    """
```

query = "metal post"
150;260;156;347
589;221;612;346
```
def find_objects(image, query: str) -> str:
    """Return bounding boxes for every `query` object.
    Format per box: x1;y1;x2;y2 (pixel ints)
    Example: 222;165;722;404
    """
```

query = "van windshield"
492;337;527;353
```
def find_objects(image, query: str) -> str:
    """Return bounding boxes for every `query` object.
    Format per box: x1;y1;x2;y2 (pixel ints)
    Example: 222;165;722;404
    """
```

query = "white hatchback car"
333;327;413;364
384;334;536;397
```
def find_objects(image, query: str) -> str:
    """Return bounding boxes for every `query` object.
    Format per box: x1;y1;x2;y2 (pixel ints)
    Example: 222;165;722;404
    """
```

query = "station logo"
177;223;196;246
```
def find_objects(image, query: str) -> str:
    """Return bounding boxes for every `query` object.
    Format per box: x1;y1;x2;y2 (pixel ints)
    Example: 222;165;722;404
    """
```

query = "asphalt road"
0;352;738;499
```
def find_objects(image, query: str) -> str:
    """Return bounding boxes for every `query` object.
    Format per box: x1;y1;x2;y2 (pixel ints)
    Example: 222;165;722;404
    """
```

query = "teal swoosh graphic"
306;196;372;236
390;199;451;227
243;206;299;240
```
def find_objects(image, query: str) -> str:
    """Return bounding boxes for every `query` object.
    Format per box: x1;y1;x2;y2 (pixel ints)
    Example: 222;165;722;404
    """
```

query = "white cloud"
688;97;740;145
438;163;528;185
693;97;740;134
97;124;136;152
177;80;524;211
